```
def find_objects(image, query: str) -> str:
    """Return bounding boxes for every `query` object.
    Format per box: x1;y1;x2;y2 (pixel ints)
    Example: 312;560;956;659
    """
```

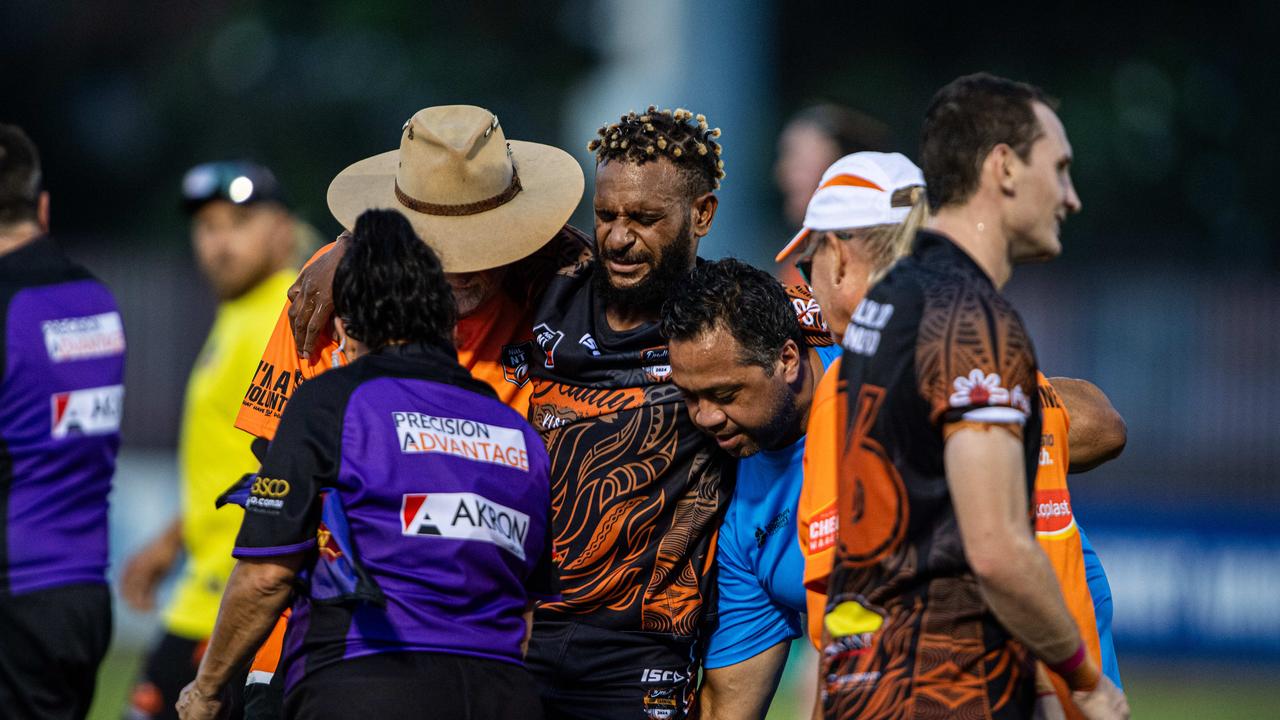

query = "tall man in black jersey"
525;107;731;720
822;74;1129;720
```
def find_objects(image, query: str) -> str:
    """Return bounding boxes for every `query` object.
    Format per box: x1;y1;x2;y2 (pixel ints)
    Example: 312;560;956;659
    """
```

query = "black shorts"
527;617;699;720
0;582;111;720
127;632;246;720
283;651;541;720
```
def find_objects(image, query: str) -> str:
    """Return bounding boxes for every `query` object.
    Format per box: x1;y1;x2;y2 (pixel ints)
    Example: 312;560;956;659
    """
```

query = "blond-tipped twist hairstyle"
587;106;725;197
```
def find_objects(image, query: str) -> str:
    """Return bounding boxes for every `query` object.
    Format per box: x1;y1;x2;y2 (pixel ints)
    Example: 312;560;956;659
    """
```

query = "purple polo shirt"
234;342;556;691
0;237;125;596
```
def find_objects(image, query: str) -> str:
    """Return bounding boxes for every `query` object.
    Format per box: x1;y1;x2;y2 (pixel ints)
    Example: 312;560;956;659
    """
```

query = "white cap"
776;151;924;262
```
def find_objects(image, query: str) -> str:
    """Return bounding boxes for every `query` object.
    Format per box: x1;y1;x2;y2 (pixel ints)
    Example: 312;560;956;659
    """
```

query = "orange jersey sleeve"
1035;372;1101;715
234;243;343;441
798;356;843;649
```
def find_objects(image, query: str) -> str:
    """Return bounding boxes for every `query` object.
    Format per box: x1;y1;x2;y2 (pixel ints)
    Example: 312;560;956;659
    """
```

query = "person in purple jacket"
177;209;556;720
0;124;126;718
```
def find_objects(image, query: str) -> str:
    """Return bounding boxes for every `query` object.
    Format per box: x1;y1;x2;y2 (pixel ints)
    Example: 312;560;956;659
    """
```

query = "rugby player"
228;105;584;717
820;74;1129;719
783;152;1128;718
523;107;731;719
660;259;841;720
0;123;125;717
121;160;301;720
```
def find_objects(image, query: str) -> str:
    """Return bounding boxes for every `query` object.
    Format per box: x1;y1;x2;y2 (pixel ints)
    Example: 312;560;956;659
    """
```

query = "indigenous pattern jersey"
823;231;1042;720
705;344;841;669
528;250;734;639
234;227;590;440
164;269;295;640
798;355;844;649
0;238;125;595
233;343;556;692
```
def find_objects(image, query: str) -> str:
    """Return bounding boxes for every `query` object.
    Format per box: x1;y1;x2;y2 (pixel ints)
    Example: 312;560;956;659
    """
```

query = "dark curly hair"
333;209;457;353
921;72;1056;211
587;106;724;198
0;124;42;226
660;258;802;374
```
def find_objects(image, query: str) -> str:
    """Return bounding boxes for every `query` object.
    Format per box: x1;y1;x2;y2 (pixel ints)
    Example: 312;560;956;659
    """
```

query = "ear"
988;143;1019;196
777;337;802;384
36;191;50;232
690;191;719;238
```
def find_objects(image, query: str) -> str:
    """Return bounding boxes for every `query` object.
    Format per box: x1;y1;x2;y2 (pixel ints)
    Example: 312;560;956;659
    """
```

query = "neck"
604;304;654;333
0;222;42;257
928;204;1012;289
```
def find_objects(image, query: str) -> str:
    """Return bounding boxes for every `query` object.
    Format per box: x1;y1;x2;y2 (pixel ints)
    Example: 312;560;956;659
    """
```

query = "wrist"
192;675;224;700
1048;642;1100;692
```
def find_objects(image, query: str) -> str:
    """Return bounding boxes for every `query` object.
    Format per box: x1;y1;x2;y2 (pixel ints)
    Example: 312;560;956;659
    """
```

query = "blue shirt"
704;345;840;668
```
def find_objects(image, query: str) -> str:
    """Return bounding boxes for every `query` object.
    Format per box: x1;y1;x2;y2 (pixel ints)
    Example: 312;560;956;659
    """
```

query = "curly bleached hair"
587;106;725;198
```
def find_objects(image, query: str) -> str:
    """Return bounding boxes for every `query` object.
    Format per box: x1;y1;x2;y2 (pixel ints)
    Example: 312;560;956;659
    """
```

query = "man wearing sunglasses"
121;161;305;720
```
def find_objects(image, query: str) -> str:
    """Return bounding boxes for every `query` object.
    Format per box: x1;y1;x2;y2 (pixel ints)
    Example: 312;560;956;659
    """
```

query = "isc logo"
640;669;686;684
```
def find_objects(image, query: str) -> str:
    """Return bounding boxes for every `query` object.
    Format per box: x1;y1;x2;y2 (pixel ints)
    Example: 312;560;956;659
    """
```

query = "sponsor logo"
534;323;565;368
393;412;529;471
578;333;601;356
500;342;532;388
640;669;688;684
42;311;125;362
808;503;838;554
949;369;1031;415
251;476;291;498
399;492;530;560
754;508;792;549
1035;488;1075;536
843;299;893;356
644;364;671;383
50;384;123;439
642;684;682;720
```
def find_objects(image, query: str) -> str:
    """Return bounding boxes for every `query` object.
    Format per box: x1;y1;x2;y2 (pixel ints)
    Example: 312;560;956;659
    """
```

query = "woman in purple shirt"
177;210;556;720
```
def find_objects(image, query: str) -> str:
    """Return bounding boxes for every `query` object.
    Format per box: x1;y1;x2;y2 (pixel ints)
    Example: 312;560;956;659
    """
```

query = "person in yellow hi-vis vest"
119;161;311;720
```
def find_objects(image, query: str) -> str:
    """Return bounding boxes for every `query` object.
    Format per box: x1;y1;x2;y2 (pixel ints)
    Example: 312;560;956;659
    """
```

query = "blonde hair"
834;184;929;284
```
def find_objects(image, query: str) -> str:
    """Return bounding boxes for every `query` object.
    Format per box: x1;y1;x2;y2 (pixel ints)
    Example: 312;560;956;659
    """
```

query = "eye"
595;209;616;222
634;214;660;226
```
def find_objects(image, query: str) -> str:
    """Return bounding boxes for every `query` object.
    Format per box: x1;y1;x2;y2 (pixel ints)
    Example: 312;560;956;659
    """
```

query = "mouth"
607;257;647;276
714;433;742;451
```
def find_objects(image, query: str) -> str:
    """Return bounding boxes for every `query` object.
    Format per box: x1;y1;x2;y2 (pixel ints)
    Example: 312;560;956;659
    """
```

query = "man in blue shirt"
662;259;838;719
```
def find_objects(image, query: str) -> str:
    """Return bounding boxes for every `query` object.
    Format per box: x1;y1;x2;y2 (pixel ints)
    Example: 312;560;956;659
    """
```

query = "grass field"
90;642;1279;719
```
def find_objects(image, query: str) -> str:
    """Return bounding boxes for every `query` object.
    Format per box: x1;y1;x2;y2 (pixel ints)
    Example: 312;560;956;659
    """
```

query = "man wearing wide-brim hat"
219;105;588;720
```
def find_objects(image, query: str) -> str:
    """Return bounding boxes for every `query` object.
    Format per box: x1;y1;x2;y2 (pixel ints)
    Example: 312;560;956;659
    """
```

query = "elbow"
239;559;298;599
966;532;1035;588
1099;408;1127;462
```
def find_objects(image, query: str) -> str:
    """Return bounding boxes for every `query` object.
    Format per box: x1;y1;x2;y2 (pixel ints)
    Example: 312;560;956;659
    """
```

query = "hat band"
394;167;523;217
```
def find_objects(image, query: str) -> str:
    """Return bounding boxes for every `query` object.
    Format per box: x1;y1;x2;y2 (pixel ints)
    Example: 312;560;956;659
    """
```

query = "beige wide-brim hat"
327;105;585;273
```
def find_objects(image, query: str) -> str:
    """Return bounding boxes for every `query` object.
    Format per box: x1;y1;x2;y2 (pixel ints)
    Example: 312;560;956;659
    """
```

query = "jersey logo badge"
501;342;532;387
949;369;1031;415
534;323;564;369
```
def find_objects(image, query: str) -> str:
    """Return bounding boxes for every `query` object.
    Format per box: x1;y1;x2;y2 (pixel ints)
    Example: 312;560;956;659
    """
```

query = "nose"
1064;177;1082;215
601;221;635;255
693;398;726;431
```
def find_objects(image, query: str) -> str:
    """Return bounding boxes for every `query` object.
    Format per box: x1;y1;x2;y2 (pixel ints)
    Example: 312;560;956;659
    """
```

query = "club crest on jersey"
500;342;532;387
534;323;565;369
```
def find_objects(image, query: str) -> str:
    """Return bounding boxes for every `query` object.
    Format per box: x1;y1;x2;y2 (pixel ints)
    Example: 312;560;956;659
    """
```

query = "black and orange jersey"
822;230;1042;720
527;249;733;641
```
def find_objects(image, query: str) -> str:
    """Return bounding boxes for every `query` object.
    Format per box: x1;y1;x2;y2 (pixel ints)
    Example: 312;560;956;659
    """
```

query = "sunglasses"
794;230;860;284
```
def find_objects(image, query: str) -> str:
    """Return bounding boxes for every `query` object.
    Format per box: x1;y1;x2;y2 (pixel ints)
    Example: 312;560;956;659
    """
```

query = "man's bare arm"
945;426;1128;719
1048;378;1126;473
700;641;791;720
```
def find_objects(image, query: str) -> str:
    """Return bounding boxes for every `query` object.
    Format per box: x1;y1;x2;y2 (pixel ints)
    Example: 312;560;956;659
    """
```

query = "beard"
592;214;696;319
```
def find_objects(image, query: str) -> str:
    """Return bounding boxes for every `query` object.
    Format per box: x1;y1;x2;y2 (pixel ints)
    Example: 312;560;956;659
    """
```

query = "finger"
302;303;331;355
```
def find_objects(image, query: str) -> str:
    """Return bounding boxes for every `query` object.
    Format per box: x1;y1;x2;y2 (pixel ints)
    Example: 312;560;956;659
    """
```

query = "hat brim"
775;228;811;264
326;140;585;273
